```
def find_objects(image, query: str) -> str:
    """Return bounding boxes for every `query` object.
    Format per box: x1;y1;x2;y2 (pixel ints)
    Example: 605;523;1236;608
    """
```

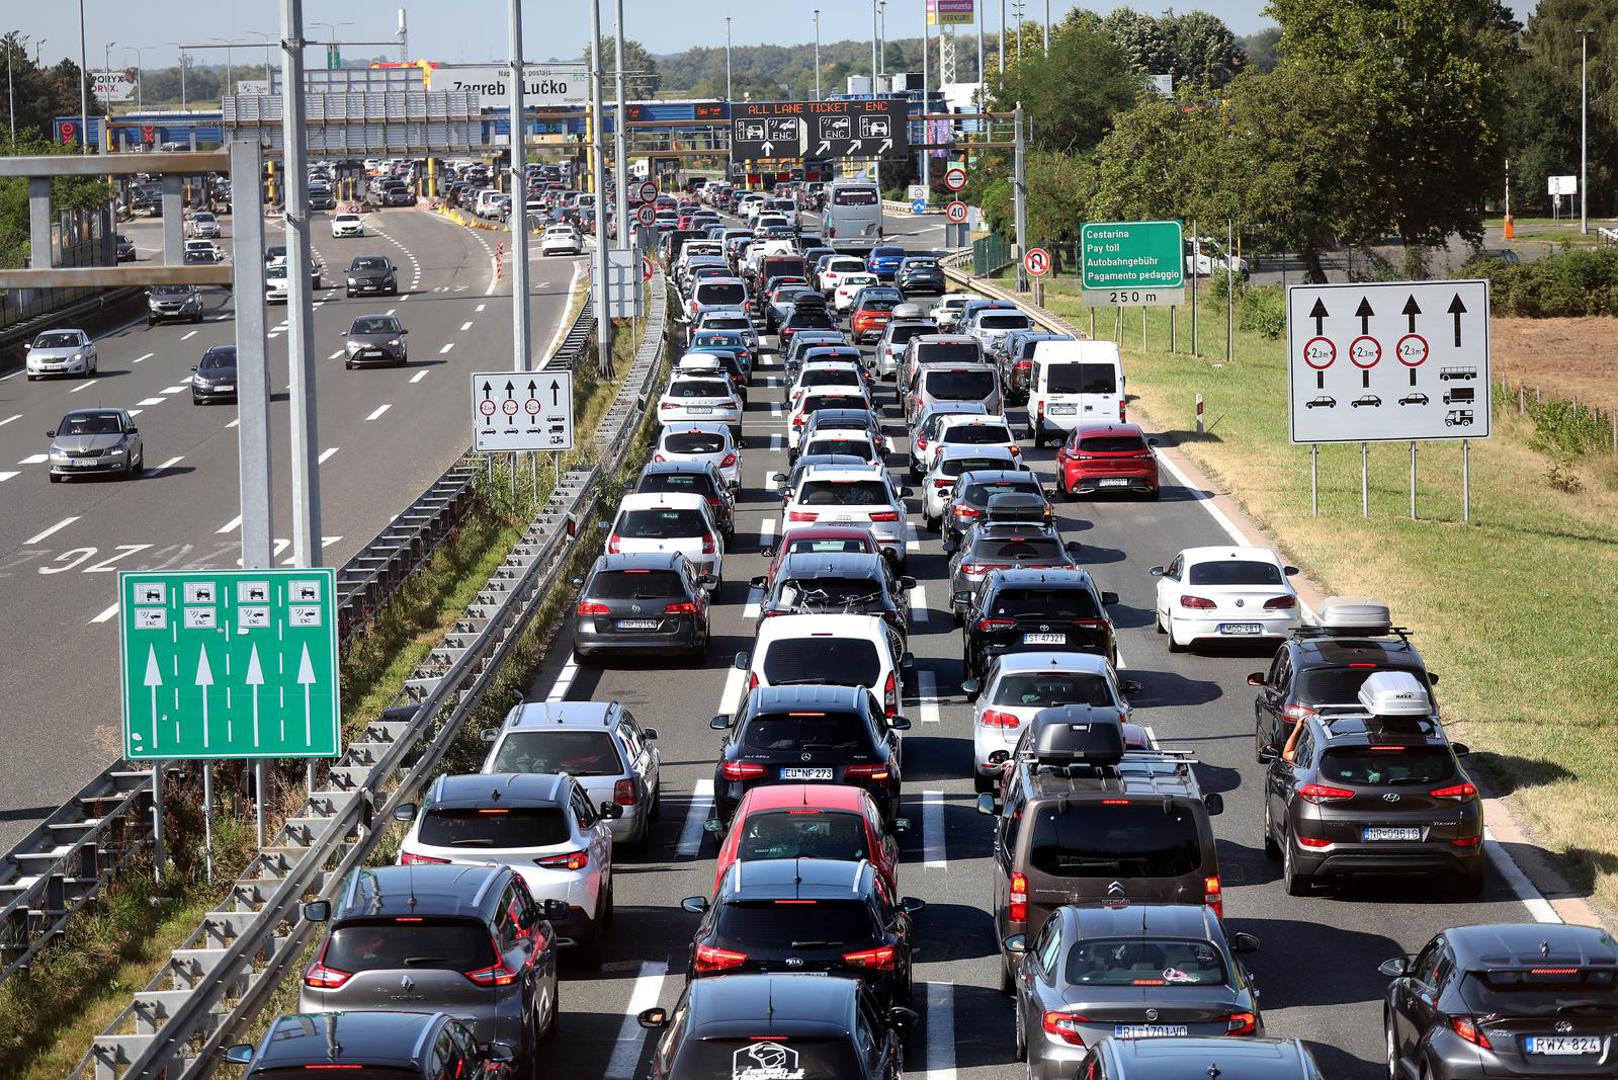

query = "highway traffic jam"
203;176;1618;1080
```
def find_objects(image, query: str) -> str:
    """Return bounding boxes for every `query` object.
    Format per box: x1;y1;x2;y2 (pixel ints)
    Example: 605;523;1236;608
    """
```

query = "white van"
1027;339;1127;447
736;613;911;721
820;179;883;248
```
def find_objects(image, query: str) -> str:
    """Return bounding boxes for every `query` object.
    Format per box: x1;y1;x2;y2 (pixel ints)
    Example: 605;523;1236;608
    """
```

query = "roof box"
984;491;1049;524
1356;670;1431;717
1029;707;1125;765
1316;595;1393;635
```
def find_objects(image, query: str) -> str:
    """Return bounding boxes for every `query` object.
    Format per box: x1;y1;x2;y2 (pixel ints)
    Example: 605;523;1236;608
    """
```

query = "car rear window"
801;369;862;388
974;536;1065;561
1027;804;1206;878
804;438;876;459
1064;938;1229;987
987;588;1100;620
924;369;997;400
743;708;873;750
778;577;885;608
737;809;871;863
1186;560;1284;586
640;472;713;498
763;258;806;278
1045;362;1118;395
1298;665;1430;705
714;900;877;950
695;283;747;307
617;508;708;539
1318;747;1454;786
325;917;496;973
488;730;626;776
1079;434;1148;453
703;316;750;331
671;380;731;399
417;806;572;848
859;299;897;313
944;423;1013;445
589;569;687;600
34;332;82;349
992;671;1115;708
963;477;1042;502
888;324;932;345
256;1068;416;1080
978;313;1032;330
1461;969;1618;1017
832;187;880;206
787;537;875;556
798;480;890;506
664;431;728;454
789;310;837;329
916;342;982;365
941;457;1011;478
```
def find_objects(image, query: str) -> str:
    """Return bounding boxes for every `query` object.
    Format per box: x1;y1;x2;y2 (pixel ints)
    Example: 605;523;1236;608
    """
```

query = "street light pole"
871;0;880;94
724;17;732;104
7;34;23;143
507;0;532;382
813;10;821;100
589;0;612;378
878;0;886;79
76;0;88;153
614;0;629;245
998;0;1005;85
1044;0;1050;55
101;39;115;150
1579;27;1593;234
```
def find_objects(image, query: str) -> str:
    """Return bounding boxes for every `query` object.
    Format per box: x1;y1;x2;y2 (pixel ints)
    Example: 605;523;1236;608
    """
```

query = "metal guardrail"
71;270;667;1080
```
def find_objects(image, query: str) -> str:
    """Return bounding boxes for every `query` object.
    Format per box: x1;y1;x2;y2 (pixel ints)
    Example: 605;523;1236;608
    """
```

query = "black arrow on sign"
1317;371;1325;390
1355;296;1374;334
528;379;538;399
1447;293;1467;347
549;379;561;406
504;380;515;398
1401;294;1421;332
481;381;493;399
1309;298;1329;335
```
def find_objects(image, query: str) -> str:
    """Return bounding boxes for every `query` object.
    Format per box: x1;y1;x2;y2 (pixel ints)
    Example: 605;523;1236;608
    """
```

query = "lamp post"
1578;27;1594;234
871;0;880;96
724;16;732;104
998;0;1005;86
309;21;353;70
7;33;27;143
76;0;88;153
878;0;886;79
813;9;821;100
102;39;116;147
211;38;234;92
124;46;143;111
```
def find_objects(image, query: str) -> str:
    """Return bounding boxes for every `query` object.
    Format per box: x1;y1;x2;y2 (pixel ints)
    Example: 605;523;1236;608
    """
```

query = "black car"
894;256;945;296
780;306;838;350
942;469;1057;553
958;568;1119;687
224;1011;515;1078
307;184;337;211
948;523;1084;625
636;461;736;540
997;330;1072;403
681;859;923;1006
1080;1037;1323;1080
115;234;137;262
753;551;914;637
711;685;907;823
345;255;398;297
1381;922;1618;1080
191;344;238;404
572;552;714;662
638;973;914;1080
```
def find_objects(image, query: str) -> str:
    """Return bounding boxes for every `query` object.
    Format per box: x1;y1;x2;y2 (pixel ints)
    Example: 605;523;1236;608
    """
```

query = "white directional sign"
432;63;587;110
471;370;575;452
1286;280;1490;444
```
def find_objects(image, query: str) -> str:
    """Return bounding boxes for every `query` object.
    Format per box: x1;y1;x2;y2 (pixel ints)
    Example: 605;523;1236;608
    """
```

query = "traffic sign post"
943;164;967;192
1079;221;1185;307
729;99;908;163
1023;247;1051;277
119;569;340;761
910;199;928;215
636;179;658;204
945;201;968;224
472;370;575;452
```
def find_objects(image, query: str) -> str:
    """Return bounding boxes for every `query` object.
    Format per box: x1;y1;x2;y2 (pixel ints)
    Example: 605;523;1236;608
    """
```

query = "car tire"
1282;835;1313;896
1454;866;1486;898
973;773;995;795
1000;956;1015;996
26;374;36;381
1262;795;1281;858
1167;624;1187;653
1012;998;1027;1062
543;984;560;1041
1255;718;1270;765
1385;1014;1399;1080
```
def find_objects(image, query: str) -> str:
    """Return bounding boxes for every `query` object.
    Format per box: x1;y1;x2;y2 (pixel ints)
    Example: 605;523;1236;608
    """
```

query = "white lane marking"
909;583;928;623
133;353;153;364
136;397;166;406
150;455;184;477
439;343;454;354
127;409;143;417
905;521;921;553
923;982;957;1079
460;321;473;331
717;663;748;716
770;402;783;417
161;385;187;394
365;404;392;422
475;303;486;312
69;380;95;393
758;517;776;548
410;370;427;383
604;962;670;1078
0;372;16;381
676;779;717;857
1154;452;1251;547
181;330;198;341
1144;724;1160;748
546;653;580;702
91;602;120;624
328;350;345;360
26;516;80;544
1484;829;1562;924
539;260;585;363
768;433;783;452
214;314;230;321
742;586;763;620
922;791;948;869
317;447;339;464
226;418;239;428
217;515;242;534
0;414;19;427
18;454;47;465
916;669;941;725
384;308;396;316
0;470;18;482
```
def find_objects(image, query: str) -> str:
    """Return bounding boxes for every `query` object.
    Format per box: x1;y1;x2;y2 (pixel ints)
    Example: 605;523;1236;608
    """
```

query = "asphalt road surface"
0;205;584;849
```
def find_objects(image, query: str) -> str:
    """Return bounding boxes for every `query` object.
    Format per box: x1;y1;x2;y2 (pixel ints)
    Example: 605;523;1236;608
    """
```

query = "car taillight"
788;510;818;522
304;957;353;989
702;533;716;554
577;601;610;616
747;672;759;690
953;504;981;517
535;850;589;871
1204;875;1223;919
465;951;521;987
1179;595;1216;610
884;671;897;716
792;414;807;426
1297;783;1355;804
975;619;1015;635
1297;835;1332;848
607;533;622;554
664;601;697;615
1119;400;1127;421
720;453;737;468
1036;401;1045;425
843;945;897;971
1041;1011;1087;1046
1224;1011;1257;1036
1263;595;1297;609
694;944;749;973
1009;872;1028;924
1430;782;1479;802
721;760;767;781
981;709;1020;728
845;762;891;782
868;511;899;522
653;453;666;462
1450;1016;1492;1049
399;851;450;865
613;778;639;805
1451;835;1484;847
934;478;954;489
915;436;929;450
962;563;1008;578
1281;704;1315;725
660;401;676;410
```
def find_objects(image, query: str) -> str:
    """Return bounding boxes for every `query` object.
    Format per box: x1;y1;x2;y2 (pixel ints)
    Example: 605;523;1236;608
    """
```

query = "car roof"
618;492;708;511
504;700;622;731
1074;421;1146;436
591;551;688;573
746;683;870;711
937;444;1018;464
1105;1037;1317;1078
719;857;873;900
1178;545;1281;565
779;523;877;542
427;771;573;809
1067;902;1221;939
778;551;887;577
755;612;889;641
992;649;1113;675
334;863;509;920
639;461;720;479
959;469;1039;485
1446;922;1618;967
795;466;889;483
1293;636;1422;666
686;974;856;1038
254;1011;447;1068
738;783;876;815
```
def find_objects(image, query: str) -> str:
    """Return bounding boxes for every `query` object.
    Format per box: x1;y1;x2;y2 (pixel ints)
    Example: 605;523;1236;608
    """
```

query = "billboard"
431;63;588;109
928;0;976;24
91;69;137;103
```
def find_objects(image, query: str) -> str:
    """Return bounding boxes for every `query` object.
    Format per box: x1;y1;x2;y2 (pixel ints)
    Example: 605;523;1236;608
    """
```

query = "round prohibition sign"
945;200;968;224
1302;336;1336;370
478;399;497;417
635;204;656;226
637;180;658;203
1396;333;1430;367
1349;335;1383;368
501;399;519;417
1024;247;1051;277
524;398;541;415
944;166;967;192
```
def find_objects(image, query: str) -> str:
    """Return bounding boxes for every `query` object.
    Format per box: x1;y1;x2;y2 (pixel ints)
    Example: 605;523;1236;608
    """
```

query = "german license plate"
1022;633;1066;645
1219;623;1263;635
1362;827;1423;842
1526;1036;1601;1055
1099;478;1131;487
1115;1025;1189;1039
780;767;834;780
1048;403;1078;415
616;619;660;631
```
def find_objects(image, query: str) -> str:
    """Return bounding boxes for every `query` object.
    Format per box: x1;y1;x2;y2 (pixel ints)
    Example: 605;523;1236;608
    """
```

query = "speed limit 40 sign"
945;201;968;225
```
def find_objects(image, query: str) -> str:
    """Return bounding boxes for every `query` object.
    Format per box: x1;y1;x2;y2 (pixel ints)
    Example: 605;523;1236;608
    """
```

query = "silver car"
47;408;144;482
921;444;1023;529
148;284;204;326
481;701;661;847
24;329;97;379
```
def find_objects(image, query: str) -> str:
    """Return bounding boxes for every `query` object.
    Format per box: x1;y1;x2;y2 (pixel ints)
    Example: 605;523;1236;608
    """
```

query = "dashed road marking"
127;409;143;417
161;385;187;394
717;663;748;716
226;418;239;428
317;447;339;464
916;669;941;724
676;780;716;857
0;415;19;427
460;321;473;332
546;653;580;702
365;404;392;422
768;433;783;452
133;353;153;364
384;308;396;316
0;471;19;483
136;397;166;406
328;350;344;360
910;583;929;623
923;981;957;1079
922;790;948;869
743;586;763;620
758;517;776;549
439;343;454;354
18;454;47;465
475;303;486;312
217;515;242;534
410;370;427;383
69;380;95;393
25;516;79;544
180;330;198;341
149;455;184;477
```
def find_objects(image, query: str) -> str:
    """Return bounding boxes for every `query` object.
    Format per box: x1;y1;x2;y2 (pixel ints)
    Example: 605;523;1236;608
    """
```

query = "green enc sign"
118;569;341;761
1079;220;1185;307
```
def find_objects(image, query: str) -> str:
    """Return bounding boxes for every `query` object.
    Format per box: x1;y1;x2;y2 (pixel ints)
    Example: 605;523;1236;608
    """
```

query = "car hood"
346;330;399;345
30;346;84;360
53;432;125;453
347;267;393;280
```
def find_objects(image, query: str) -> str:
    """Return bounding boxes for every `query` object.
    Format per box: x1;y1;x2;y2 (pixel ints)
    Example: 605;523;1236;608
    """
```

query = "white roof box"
1356;670;1431;717
1316;595;1392;635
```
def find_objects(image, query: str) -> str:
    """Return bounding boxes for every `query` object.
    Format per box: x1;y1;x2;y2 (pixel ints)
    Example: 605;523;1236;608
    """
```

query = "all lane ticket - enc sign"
1079;220;1186;308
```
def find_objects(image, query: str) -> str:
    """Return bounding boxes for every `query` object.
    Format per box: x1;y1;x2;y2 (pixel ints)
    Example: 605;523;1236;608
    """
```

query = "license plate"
1098;478;1131;487
1022;633;1066;645
1362;827;1423;842
215;384;235;392
1219;623;1263;635
1115;1025;1189;1039
1527;1036;1602;1055
687;406;713;414
616;619;660;630
780;767;834;780
1048;403;1078;415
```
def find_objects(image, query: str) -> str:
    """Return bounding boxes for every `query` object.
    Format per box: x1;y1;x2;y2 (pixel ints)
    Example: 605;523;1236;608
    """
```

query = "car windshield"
350;257;389;270
198;349;236;372
840;275;876;289
1186;560;1284;586
992;671;1115;708
989;588;1100;620
973;536;1065;562
57;412;122;436
1046;362;1118;395
664;431;727;455
151;285;191;296
798;480;889;506
944;423;1013;445
617;508;708;539
33;332;81;349
488;730;625;776
925;369;997;400
350;318;397;335
696;283;747;306
801;395;865;415
671;380;731;399
743;708;871;750
778;577;884;608
417;806;571;848
1028;804;1205;878
979;314;1032;330
1065;938;1231;987
1318;747;1454;786
737;810;871;863
1080;434;1148;453
184;251;213;263
917;342;982;365
324;917;497;974
1461;970;1618;1017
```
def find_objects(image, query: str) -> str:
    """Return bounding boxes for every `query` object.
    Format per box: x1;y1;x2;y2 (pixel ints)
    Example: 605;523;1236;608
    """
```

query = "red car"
709;783;903;895
1054;421;1160;499
759;523;879;590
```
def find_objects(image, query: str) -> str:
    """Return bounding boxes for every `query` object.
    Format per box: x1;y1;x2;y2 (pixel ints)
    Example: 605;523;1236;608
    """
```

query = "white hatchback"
658;375;742;429
655;422;741;491
921;413;1021;473
833;273;879;313
781;465;910;571
607;492;726;582
1150;545;1302;650
736;613;912;723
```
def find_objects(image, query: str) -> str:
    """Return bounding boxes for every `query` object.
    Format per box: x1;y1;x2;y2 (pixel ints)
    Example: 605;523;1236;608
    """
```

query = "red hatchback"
709;783;903;895
1055;421;1160;498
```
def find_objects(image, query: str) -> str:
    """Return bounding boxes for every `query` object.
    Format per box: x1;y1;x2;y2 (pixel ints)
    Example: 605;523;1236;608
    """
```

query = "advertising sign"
927;0;976;24
432;63;587;109
91;69;137;103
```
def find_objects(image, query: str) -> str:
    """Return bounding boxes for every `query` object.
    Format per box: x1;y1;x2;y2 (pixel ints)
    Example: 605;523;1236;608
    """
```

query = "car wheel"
543;983;560;1041
1385;1014;1399;1080
1454;865;1486;898
1255;718;1270;765
1013;997;1028;1061
344;360;354;370
26;374;35;381
1282;834;1312;896
1262;794;1281;858
1000;955;1015;996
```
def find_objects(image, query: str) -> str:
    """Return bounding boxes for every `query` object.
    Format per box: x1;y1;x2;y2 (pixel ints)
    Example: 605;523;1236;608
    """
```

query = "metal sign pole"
151;764;164;880
1462;438;1471;522
1190;216;1198;356
1225;218;1234;362
1311;444;1319;516
202;762;215;883
1012;104;1027;292
1409;440;1417;520
589;0;613;378
1361;441;1369;519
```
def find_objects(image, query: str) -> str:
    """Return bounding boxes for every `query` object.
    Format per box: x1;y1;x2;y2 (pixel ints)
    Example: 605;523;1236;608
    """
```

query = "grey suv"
224;1011;515;1078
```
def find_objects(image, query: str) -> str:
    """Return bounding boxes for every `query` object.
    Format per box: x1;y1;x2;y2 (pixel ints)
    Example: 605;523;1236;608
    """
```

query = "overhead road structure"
221;91;482;156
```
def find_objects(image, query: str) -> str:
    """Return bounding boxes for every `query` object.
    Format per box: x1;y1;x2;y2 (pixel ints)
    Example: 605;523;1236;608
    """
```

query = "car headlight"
106;448;125;456
347;277;357;285
72;351;84;361
387;338;401;347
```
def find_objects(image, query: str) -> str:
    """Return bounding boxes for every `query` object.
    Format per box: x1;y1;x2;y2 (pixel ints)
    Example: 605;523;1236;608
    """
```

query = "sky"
14;0;1540;72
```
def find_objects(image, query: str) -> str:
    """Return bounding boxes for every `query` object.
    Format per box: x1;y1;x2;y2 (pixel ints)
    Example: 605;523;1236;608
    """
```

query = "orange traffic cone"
1503;212;1516;240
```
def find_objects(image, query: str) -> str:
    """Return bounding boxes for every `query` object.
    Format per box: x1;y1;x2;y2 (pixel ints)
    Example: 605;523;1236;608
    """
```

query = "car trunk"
711;899;882;977
1460;970;1618;1076
739;709;882;782
582;569;692;638
1311;746;1468;844
315;917;498;1014
1020;803;1212;924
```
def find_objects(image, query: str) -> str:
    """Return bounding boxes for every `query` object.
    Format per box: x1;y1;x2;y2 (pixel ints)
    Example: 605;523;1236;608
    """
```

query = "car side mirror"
480;727;499;743
1064;542;1082;558
1379;957;1410;978
569;575;585;588
892;817;911;832
1149;565;1165;577
486;1042;516;1064
1428;673;1439;685
1283;565;1299;576
642;727;659;740
393;803;417;822
680;896;709;913
899;575;917;590
190;365;198;372
959;677;982;698
638;1006;670;1029
1451;742;1470;757
733;652;749;670
1203;793;1224;816
699;574;719;590
899;486;913;497
1045;487;1058;499
900;896;925;914
1231;931;1261;954
1246;672;1267;687
709;714;732;730
1101;591;1119;606
761;545;776;558
749;575;767;589
1122;680;1144;695
703;818;725;834
1003;933;1028;954
889;716;912;731
399;329;409;335
885;1006;920;1030
126;427;139;436
303;900;331;923
976;793;997;816
1147;437;1160;446
599;802;624;820
900;652;915;670
952;590;971;605
222;1044;255;1065
45;430;56;438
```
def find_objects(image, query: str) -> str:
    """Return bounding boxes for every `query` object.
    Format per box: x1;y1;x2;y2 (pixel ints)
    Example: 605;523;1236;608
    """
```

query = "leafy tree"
1236;26;1282;73
583;37;661;98
1;33;101;142
988;22;1140;154
1097;8;1245;87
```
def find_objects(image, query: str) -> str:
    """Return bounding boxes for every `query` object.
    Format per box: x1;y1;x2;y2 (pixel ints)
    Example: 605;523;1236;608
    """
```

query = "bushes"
1239;285;1286;339
1463;246;1618;317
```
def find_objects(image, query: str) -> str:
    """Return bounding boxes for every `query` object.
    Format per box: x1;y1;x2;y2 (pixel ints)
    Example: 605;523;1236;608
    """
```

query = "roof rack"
1014;708;1197;778
1293;595;1413;642
1318;711;1444;740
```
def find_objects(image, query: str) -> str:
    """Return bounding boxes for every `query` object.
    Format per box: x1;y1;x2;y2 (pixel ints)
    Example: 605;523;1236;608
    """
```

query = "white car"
799;429;884;469
655;422;741;491
184;238;223;261
1150;545;1302;651
780;464;910;570
833;272;879;313
265;264;290;304
330;212;364;238
658;375;742;429
921;445;1023;529
185;212;220;239
929;292;980;331
540;225;582;256
735;613;911;722
816;255;866;296
23;328;96;379
921;413;1021;473
787;360;867;413
607;492;726;581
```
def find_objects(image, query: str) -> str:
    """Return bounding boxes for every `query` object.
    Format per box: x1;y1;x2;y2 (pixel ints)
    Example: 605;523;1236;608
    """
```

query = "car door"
1022;914;1064;1040
854;992;893;1080
571;785;612;892
495;882;538;1027
993;774;1029;938
1391;938;1443;1065
1268;723;1313;842
1256;648;1291;750
1155;554;1182;623
622;710;659;801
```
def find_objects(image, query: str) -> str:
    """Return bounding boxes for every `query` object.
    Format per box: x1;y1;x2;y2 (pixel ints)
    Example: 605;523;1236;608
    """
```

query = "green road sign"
1079;220;1186;307
119;569;341;761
